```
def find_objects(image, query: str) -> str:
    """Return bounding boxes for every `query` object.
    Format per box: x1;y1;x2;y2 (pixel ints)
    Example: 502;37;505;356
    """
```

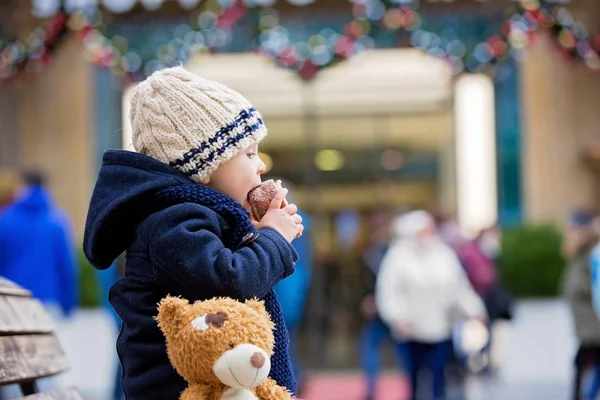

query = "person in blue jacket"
83;66;303;399
0;170;77;317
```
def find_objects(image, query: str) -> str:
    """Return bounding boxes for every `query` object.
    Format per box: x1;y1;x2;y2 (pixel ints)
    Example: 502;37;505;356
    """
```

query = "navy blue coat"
83;150;298;399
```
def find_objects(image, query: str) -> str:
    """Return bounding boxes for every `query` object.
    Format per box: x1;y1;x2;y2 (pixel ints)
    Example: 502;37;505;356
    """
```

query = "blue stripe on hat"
184;119;264;178
170;107;265;178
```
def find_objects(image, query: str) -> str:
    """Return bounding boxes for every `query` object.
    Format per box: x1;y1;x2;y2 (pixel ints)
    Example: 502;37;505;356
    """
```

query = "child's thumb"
269;188;288;210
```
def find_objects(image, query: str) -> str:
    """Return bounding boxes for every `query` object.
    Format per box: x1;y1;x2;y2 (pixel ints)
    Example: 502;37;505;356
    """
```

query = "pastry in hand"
247;180;287;222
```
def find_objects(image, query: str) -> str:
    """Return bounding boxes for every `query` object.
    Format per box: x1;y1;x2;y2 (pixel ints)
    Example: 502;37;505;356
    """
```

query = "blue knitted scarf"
154;184;297;395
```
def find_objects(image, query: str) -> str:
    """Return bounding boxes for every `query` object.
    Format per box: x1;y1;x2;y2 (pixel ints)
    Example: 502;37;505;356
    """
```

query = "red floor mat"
302;372;409;400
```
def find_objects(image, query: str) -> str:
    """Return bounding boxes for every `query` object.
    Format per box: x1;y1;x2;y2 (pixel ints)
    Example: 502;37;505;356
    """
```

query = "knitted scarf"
154;184;297;395
155;184;255;249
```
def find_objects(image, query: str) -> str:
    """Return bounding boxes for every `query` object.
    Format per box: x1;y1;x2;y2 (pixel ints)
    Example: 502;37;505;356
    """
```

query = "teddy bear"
156;296;296;400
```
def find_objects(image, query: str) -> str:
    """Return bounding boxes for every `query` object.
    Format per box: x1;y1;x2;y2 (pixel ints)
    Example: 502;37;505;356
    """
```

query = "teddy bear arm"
181;384;225;400
253;378;295;400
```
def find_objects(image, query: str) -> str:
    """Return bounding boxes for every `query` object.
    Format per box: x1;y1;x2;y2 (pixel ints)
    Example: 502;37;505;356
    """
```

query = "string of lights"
1;0;599;84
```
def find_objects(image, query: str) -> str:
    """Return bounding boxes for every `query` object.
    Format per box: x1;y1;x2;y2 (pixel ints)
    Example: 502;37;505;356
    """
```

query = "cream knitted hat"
129;66;267;183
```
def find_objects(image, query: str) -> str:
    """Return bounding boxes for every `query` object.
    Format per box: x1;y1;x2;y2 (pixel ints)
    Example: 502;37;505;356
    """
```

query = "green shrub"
499;224;566;298
77;247;100;308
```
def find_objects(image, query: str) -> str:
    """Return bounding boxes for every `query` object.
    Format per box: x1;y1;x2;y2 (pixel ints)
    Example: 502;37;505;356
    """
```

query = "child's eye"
247;152;257;158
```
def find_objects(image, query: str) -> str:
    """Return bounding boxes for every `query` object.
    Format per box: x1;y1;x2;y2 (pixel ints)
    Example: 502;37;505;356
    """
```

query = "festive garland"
529;1;600;72
2;0;600;84
255;0;600;80
70;1;250;84
255;2;403;80
74;0;516;81
0;1;250;84
0;11;70;83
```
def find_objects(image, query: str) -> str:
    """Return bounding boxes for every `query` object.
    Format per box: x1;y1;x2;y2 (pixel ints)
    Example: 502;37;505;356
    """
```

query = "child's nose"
257;159;266;174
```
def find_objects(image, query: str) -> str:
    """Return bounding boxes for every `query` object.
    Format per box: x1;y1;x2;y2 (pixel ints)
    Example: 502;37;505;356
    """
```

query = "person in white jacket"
375;210;486;400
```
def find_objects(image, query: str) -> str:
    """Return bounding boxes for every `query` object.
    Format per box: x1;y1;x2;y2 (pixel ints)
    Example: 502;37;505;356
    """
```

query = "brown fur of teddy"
156;296;294;400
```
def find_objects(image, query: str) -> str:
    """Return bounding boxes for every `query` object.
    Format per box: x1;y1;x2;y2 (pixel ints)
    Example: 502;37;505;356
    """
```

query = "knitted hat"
129;66;267;183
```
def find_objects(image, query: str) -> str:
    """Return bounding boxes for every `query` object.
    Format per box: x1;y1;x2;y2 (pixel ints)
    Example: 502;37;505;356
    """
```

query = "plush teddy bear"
156;296;295;400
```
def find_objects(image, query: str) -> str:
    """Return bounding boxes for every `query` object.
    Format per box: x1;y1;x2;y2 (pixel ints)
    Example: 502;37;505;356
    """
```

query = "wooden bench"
0;277;83;399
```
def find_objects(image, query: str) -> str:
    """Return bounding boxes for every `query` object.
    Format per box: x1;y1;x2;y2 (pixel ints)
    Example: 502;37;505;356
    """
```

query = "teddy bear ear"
156;296;190;335
244;298;268;317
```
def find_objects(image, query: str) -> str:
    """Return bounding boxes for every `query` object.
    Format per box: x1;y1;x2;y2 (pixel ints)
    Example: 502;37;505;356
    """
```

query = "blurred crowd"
358;209;511;400
5;169;600;400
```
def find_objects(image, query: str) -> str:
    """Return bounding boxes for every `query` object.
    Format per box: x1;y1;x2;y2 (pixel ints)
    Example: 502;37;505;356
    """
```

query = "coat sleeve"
148;204;298;300
375;245;409;326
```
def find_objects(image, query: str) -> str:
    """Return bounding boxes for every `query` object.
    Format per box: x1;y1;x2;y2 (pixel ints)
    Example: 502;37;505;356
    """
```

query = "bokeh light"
315;150;345;172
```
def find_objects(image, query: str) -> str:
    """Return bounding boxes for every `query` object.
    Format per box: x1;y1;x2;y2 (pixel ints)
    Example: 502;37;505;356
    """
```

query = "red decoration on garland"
299;59;318;80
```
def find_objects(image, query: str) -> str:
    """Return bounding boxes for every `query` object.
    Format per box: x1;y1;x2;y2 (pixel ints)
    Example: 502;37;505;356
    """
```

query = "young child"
83;66;303;399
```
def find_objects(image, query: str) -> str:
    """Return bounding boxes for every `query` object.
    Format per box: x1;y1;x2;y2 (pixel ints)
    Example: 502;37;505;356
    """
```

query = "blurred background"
2;0;600;399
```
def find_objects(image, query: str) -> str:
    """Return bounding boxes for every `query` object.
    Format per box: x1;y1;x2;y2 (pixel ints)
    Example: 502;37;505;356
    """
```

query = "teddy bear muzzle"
213;343;271;390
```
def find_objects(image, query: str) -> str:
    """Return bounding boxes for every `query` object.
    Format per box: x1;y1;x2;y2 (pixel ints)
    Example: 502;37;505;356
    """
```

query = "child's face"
207;144;266;209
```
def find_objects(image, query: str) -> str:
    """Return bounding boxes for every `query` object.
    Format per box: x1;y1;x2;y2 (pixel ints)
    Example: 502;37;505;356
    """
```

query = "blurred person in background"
433;211;512;376
376;210;486;400
561;209;600;400
454;224;513;375
458;229;497;297
359;212;406;400
0;170;77;318
477;225;502;265
476;225;514;324
432;209;463;251
451;228;496;376
273;180;312;396
431;210;472;380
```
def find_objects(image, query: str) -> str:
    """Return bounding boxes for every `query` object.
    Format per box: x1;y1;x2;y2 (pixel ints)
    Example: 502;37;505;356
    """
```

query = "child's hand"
252;189;303;242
